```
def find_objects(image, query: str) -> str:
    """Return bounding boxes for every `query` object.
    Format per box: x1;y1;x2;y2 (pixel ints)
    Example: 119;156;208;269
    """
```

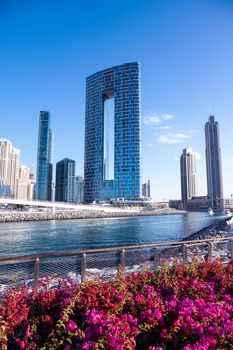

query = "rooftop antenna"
210;104;215;116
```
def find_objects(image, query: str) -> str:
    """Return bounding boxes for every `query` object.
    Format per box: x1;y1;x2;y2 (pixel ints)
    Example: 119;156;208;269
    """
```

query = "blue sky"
1;0;233;200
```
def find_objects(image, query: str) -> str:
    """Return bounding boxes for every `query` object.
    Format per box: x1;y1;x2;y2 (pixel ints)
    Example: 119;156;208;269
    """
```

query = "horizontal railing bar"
0;236;231;263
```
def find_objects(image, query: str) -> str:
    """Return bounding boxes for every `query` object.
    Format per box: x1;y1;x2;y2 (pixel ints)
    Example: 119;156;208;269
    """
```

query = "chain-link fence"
0;237;233;295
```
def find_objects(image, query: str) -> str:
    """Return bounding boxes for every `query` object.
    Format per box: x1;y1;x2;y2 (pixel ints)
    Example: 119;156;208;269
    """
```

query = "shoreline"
0;207;187;223
183;216;232;241
148;216;233;263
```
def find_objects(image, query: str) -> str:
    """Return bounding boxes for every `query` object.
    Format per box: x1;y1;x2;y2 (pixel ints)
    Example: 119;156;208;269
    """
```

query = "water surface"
0;212;227;259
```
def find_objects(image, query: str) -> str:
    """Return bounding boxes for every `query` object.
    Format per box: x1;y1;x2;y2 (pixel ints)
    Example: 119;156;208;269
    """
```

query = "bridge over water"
0;198;133;213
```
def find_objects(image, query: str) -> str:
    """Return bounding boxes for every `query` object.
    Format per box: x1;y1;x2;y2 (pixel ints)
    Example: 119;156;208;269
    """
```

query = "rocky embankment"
160;216;233;262
183;216;232;241
0;208;187;222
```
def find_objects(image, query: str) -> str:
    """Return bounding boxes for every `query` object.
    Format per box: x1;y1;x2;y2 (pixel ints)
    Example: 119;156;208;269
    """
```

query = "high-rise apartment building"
0;138;33;200
205;115;223;210
47;129;53;201
142;180;151;198
16;165;34;200
180;147;198;206
55;158;75;202
0;138;20;198
29;170;36;200
36;111;53;200
84;62;141;203
74;175;84;203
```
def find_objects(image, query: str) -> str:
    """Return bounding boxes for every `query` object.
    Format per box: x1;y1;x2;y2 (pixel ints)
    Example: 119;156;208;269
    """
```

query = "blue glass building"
36;111;53;200
84;62;141;203
55;158;75;202
205;115;223;210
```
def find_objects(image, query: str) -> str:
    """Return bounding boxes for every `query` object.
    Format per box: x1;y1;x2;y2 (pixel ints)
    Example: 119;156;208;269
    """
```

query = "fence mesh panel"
86;251;119;281
213;240;232;263
0;238;232;295
0;260;35;290
159;244;183;262
186;242;208;262
125;248;154;273
39;255;81;286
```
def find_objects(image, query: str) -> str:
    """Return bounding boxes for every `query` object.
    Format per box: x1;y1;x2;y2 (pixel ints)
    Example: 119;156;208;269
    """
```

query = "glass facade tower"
55;158;75;202
47;129;53;201
205;115;223;210
36;111;53;200
84;62;141;203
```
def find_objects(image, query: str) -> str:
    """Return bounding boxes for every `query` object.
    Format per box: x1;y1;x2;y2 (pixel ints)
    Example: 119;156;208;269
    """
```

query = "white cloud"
173;157;179;161
157;133;188;144
144;113;175;126
147;143;153;147
161;114;174;121
144;115;161;126
159;126;172;130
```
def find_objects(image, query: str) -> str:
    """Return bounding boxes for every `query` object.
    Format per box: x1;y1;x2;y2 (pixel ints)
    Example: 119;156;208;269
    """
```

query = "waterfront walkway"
0;198;139;212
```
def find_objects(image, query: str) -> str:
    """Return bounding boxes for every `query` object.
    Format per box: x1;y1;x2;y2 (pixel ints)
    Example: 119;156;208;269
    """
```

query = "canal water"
0;212;226;259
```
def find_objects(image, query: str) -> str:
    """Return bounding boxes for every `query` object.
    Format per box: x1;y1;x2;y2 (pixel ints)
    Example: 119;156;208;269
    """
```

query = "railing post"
34;258;40;293
154;247;159;271
208;242;213;261
120;249;125;272
231;239;233;259
183;244;188;264
81;253;86;283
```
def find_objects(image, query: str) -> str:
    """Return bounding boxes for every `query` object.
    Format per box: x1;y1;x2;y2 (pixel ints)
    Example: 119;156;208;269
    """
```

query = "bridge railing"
0;237;232;294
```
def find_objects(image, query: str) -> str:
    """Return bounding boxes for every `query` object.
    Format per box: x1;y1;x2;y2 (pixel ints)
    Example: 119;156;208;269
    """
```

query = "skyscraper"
55;158;75;202
84;62;141;203
74;175;84;203
36;111;53;200
142;180;151;198
0;138;32;200
47;129;53;201
16;165;31;200
205;115;223;210
180;147;198;206
0;138;20;198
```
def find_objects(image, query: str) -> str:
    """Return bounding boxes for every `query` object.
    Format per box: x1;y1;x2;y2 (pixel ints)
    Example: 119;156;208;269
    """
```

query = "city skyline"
1;0;233;200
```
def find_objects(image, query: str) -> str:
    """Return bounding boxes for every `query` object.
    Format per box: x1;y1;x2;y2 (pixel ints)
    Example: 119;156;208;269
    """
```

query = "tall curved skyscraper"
36;111;53;201
84;62;141;203
205;115;223;210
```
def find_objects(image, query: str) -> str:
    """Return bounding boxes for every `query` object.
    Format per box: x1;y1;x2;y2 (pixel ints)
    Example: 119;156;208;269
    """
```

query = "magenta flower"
67;319;77;332
1;259;233;349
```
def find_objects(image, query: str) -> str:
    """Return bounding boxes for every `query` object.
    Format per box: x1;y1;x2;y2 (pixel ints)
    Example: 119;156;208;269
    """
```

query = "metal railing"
0;237;233;294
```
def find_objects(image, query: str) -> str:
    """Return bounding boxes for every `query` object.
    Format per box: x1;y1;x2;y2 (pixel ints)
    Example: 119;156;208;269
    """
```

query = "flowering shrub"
0;259;233;349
